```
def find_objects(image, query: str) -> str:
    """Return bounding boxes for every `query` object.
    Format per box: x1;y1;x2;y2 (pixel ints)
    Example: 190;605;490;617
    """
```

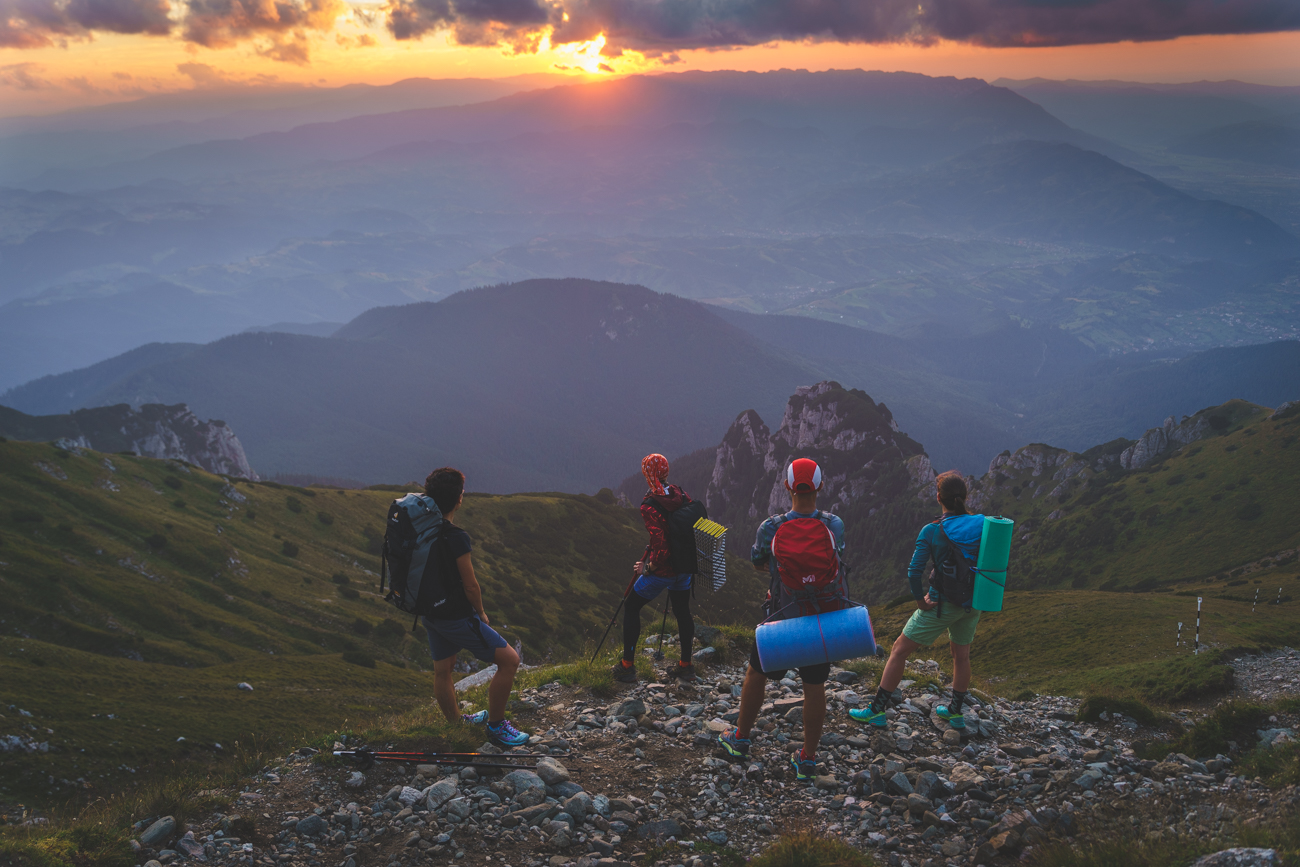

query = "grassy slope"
974;400;1300;593
0;440;763;808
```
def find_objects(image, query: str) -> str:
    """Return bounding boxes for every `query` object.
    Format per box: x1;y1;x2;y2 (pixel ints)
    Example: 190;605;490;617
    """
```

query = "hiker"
718;458;847;782
420;467;529;748
612;453;700;684
850;470;983;730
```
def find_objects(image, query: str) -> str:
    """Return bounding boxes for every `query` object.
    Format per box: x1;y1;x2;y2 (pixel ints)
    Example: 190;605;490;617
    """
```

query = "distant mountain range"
5;279;1299;489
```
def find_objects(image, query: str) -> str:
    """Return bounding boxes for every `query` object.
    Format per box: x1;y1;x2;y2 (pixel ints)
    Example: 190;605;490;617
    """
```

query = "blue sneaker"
848;706;888;728
461;710;488;725
790;750;816;782
717;728;750;760
486;719;530;748
934;706;966;729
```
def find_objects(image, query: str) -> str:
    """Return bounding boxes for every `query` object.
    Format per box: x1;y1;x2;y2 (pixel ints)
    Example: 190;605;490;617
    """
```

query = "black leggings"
622;589;693;663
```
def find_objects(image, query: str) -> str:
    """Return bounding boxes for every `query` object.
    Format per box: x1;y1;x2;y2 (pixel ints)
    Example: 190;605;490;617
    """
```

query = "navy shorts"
422;615;507;663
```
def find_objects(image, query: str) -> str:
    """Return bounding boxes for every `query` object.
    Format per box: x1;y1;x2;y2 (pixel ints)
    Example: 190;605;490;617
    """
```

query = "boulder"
139;817;176;847
615;699;647;718
296;815;329;837
424;779;459;810
1191;849;1280;867
504;769;547;793
536;760;571;786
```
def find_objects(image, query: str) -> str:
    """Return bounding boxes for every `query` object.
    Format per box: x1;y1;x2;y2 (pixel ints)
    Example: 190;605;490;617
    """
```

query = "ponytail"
936;470;969;515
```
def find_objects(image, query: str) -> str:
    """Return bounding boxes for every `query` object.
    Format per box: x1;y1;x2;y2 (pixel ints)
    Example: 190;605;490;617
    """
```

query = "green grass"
1143;700;1270;761
972;400;1300;595
0;439;763;810
749;833;879;867
1027;835;1213;867
1077;694;1167;727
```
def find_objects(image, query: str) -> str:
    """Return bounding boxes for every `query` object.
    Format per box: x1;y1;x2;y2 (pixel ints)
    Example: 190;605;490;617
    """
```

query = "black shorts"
748;645;829;686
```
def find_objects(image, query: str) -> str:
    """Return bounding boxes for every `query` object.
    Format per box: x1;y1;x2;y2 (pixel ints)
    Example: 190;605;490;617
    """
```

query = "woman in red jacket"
613;453;697;683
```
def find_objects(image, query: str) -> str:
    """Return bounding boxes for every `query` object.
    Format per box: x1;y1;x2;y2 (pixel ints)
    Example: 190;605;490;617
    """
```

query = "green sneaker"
848;706;888;727
934;705;966;729
790;750;816;782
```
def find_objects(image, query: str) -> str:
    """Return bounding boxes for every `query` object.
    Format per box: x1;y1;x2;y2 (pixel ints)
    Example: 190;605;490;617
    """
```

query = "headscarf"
642;453;669;495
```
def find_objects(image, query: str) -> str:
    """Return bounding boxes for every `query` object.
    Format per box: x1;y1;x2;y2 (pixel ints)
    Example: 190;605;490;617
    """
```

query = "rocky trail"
125;655;1300;867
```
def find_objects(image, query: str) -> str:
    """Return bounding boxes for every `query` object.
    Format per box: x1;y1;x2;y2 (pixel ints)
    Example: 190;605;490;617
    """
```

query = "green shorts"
902;605;981;647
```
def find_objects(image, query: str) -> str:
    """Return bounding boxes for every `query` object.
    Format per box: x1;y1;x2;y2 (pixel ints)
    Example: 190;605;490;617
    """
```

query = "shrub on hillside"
286;497;303;514
332;573;351;585
1077;694;1165;727
338;586;359;600
351;618;372;636
1151;700;1270;761
146;534;167;550
164;476;182;490
281;541;299;558
750;833;878;867
317;511;334;526
342;650;375;668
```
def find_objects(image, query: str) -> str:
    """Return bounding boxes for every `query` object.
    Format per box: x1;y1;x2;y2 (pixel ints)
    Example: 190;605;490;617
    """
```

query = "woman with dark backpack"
850;470;984;729
612;453;698;684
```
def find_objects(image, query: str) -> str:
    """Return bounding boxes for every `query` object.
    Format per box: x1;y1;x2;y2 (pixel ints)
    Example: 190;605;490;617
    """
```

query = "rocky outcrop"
1120;414;1212;470
0;403;258;479
704;382;927;539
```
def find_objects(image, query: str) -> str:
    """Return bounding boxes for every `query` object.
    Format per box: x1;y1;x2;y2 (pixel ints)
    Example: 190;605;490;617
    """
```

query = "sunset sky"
3;0;1300;117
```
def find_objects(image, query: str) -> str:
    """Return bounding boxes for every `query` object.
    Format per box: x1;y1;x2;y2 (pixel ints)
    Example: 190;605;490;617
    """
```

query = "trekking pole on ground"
653;593;670;662
333;750;547;769
591;570;641;663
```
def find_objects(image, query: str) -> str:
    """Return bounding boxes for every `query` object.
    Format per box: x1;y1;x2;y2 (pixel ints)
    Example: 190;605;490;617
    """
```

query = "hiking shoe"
612;661;638;683
717;728;750;760
848;706;888;728
461;710;488;725
790;751;816;782
485;719;530;748
667;662;696;681
934;705;966;729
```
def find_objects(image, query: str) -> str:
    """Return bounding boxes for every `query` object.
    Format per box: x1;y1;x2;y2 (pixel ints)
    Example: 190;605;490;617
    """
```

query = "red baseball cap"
785;458;823;493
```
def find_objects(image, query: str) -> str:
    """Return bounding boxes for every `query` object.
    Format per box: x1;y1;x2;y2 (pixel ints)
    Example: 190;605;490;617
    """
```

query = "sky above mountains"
2;0;1300;115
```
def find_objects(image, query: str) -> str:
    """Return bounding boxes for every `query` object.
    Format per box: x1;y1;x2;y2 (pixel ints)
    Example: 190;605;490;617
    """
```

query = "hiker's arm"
750;519;774;571
640;503;670;573
907;530;930;602
457;552;488;623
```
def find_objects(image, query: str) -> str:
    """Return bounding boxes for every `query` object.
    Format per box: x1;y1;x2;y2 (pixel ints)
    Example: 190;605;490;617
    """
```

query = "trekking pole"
333;750;546;769
591;557;646;663
653;593;670;662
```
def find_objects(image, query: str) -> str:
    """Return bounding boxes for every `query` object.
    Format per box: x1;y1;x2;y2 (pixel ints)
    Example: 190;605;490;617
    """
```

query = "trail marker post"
1177;622;1183;647
1254;588;1259;613
1278;588;1284;606
1195;597;1202;654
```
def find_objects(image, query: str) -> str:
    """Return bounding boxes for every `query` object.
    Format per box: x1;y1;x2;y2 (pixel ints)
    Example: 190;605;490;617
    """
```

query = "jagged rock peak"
1;402;258;480
706;381;926;529
1120;399;1265;470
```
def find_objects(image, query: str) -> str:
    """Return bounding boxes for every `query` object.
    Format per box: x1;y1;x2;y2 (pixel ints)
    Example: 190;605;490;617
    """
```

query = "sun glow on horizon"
546;33;614;74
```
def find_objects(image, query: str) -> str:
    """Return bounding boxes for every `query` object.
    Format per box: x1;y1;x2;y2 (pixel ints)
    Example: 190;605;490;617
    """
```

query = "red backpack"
771;514;843;615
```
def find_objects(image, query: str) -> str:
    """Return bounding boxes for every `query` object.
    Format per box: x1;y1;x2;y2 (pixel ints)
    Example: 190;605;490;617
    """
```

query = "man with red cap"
718;457;847;783
612;453;701;683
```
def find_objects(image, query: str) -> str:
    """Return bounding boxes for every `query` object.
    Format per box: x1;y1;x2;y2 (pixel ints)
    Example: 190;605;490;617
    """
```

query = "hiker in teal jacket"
851;470;983;729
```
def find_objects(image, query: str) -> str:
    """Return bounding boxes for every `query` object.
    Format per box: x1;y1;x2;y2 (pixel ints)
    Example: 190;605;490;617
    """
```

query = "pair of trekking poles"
590;547;674;664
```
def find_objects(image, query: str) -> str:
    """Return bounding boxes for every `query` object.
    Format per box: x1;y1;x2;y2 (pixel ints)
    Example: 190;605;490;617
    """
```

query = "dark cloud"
0;0;169;48
383;0;1300;54
384;0;553;46
182;0;345;48
546;0;1300;52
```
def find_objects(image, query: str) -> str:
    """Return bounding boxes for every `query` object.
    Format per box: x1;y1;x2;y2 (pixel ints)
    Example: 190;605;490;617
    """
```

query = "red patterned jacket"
640;485;690;577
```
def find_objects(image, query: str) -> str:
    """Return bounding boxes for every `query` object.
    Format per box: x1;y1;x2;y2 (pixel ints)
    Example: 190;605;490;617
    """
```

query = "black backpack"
380;493;445;617
644;494;708;574
934;519;977;614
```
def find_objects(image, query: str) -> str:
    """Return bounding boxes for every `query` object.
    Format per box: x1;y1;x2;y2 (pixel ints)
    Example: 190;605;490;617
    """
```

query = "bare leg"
802;683;826;757
488;645;521;722
950;642;972;693
734;665;768;739
433;656;459;722
879;634;923;693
